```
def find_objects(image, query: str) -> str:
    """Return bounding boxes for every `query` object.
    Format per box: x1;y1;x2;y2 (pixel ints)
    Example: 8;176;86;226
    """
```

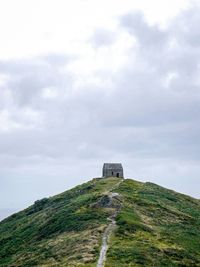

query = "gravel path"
96;180;123;267
96;215;116;267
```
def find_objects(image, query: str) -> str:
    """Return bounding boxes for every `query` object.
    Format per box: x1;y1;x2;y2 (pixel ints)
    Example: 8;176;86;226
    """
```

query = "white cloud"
41;87;60;99
0;110;21;132
0;0;190;59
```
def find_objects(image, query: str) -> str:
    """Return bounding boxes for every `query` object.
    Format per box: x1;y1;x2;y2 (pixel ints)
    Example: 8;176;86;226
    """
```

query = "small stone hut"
102;163;124;178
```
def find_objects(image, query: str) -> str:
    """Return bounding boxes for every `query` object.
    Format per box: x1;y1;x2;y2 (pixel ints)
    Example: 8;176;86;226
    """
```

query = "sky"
0;0;200;220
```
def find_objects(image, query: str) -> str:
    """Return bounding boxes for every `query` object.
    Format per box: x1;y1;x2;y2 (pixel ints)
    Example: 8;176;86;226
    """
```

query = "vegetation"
106;179;200;267
0;178;120;267
0;177;200;266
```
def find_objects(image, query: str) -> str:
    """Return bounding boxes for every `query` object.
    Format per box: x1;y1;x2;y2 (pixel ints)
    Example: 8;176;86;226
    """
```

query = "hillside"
0;177;200;267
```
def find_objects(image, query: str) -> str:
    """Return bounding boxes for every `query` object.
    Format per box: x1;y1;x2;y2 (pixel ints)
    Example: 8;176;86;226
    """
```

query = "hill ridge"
0;177;200;267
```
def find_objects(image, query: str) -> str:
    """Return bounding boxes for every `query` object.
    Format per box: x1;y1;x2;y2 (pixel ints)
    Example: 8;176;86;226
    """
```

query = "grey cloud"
172;8;200;47
0;54;72;106
90;28;117;47
121;12;168;48
1;6;200;220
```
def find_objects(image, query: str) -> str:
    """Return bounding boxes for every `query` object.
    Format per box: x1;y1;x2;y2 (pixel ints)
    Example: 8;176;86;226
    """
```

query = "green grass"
0;178;122;266
105;179;200;267
0;177;200;267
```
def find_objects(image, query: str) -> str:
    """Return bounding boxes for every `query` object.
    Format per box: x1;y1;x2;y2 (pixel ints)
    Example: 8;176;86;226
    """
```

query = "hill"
0;177;200;266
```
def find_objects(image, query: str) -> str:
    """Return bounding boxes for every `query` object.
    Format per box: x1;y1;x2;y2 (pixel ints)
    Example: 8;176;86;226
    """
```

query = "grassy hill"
0;177;200;266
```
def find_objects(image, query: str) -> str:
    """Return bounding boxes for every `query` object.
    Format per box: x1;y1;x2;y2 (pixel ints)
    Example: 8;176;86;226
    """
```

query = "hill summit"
0;177;200;266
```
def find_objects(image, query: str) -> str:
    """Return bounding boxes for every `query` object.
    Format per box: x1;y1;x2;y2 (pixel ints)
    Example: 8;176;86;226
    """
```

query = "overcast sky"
0;0;200;220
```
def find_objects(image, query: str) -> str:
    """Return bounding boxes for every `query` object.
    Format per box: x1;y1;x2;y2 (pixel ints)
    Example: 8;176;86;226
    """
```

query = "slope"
0;177;200;267
106;179;200;266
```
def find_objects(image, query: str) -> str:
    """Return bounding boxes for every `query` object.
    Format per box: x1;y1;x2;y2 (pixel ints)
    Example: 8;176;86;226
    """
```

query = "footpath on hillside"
96;180;123;267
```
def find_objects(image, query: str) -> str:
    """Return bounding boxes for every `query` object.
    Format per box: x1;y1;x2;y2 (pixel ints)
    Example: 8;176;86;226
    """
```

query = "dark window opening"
116;173;119;177
112;171;114;176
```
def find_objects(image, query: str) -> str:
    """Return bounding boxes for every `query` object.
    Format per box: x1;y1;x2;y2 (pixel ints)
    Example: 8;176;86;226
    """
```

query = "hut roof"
103;163;123;169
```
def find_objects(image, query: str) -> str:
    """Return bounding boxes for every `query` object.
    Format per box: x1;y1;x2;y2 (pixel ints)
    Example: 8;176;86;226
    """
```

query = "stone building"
102;163;124;178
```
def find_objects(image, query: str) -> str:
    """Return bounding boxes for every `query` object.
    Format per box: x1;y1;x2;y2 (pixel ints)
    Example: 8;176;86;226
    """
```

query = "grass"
0;177;121;267
0;177;200;266
105;179;200;267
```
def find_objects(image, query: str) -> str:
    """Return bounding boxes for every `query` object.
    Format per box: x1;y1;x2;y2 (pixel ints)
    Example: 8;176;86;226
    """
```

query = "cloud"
90;28;117;48
121;12;168;47
1;4;200;220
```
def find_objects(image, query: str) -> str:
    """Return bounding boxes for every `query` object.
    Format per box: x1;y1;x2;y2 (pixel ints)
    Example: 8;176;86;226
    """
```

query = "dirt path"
96;214;116;267
96;180;123;267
